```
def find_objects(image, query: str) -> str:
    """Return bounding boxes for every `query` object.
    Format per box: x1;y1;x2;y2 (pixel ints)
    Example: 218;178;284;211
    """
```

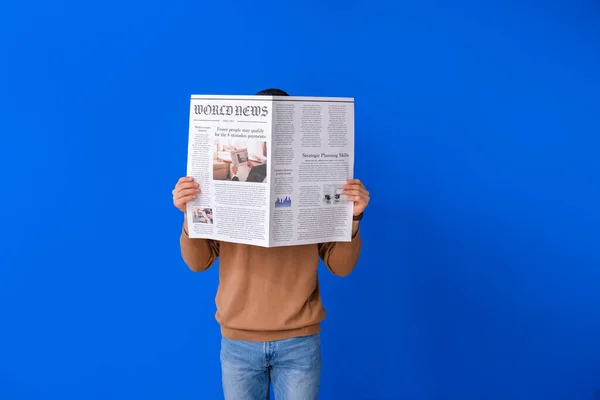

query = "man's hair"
256;88;289;96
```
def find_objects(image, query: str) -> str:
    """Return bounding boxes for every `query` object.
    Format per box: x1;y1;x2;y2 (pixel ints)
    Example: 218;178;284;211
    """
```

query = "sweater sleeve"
318;228;362;277
180;223;220;272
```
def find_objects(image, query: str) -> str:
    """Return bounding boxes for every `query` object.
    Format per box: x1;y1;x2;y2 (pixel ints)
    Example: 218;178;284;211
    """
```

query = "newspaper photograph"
185;94;354;247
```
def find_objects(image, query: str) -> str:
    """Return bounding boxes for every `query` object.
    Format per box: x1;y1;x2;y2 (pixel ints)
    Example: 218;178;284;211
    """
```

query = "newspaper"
185;94;354;247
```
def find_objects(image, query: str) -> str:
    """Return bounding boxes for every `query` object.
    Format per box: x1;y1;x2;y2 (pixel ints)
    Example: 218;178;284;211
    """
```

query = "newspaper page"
185;95;354;248
269;96;354;247
186;95;272;247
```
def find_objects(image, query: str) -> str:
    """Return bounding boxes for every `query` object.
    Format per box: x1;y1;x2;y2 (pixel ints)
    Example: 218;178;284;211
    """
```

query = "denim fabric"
220;334;322;399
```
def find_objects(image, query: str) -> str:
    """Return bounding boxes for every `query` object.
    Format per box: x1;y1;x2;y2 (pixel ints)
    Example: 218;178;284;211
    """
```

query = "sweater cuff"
351;224;360;240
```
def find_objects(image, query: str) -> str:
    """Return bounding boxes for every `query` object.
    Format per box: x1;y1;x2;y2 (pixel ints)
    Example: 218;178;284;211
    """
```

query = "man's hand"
172;177;200;213
343;179;370;216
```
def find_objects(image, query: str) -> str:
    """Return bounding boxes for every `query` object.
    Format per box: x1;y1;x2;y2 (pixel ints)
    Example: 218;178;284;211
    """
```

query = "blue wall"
1;0;599;399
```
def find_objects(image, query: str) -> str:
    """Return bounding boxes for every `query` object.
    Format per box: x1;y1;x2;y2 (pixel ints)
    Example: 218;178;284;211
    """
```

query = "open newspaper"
185;94;354;247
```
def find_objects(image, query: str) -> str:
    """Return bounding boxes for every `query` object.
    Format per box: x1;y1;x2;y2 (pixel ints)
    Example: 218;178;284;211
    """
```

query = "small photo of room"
213;139;267;183
192;207;213;224
323;184;345;205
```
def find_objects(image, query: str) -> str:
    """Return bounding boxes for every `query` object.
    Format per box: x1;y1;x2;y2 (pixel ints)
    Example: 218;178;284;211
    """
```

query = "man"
172;88;370;399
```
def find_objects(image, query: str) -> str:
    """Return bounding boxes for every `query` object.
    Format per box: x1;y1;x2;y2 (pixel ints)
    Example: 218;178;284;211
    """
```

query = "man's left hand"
343;179;370;216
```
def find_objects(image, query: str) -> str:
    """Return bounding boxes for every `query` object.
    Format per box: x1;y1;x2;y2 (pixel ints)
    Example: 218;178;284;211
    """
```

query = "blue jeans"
220;334;322;399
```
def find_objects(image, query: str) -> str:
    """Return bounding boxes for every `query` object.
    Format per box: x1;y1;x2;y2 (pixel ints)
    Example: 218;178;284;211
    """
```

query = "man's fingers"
172;177;197;212
176;181;200;191
173;182;200;196
344;181;369;197
344;182;365;190
345;192;366;201
346;180;364;189
343;187;369;196
175;194;197;206
175;188;200;199
345;191;369;204
343;188;362;196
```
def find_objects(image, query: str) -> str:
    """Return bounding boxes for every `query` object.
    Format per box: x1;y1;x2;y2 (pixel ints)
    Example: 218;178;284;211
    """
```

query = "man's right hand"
172;177;200;213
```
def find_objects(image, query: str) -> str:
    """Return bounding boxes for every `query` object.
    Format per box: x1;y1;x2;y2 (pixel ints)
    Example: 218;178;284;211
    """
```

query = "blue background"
1;0;599;399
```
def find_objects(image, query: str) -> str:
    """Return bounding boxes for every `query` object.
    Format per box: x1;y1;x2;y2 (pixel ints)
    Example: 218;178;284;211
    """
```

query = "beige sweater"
180;222;362;341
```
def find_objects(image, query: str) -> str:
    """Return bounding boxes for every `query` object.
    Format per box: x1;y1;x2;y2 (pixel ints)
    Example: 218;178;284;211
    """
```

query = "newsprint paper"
185;94;354;248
